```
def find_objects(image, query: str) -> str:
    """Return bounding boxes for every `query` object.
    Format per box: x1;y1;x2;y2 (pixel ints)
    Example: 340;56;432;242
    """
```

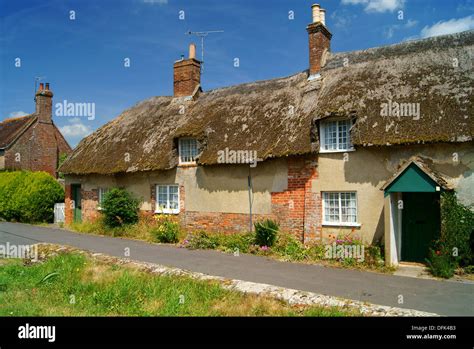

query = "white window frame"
322;192;360;227
155;184;180;215
178;138;198;165
319;119;355;153
97;187;109;210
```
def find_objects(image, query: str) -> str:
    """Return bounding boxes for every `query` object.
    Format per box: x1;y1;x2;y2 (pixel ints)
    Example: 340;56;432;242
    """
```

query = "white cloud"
59;119;92;138
142;0;168;4
342;0;405;13
420;15;474;38
8;111;28;118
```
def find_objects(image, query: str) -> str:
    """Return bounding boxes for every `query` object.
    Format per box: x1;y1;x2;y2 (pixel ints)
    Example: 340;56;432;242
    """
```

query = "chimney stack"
173;43;201;98
35;82;53;123
307;4;332;79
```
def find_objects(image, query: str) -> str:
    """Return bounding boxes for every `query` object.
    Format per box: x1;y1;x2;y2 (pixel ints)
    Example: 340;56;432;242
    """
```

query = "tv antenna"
34;76;45;101
186;30;224;73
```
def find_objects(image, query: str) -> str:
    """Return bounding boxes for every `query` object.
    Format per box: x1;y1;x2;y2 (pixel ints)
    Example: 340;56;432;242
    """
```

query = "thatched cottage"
60;5;474;265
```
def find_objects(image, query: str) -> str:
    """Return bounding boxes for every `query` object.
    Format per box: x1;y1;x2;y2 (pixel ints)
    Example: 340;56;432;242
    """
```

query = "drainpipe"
248;166;253;232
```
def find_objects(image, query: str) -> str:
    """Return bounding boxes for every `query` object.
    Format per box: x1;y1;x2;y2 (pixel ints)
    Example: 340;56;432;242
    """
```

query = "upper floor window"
178;138;198;164
320;119;354;152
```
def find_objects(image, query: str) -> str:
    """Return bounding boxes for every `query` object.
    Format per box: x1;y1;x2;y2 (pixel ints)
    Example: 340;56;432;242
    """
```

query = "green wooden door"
401;193;440;262
71;184;82;223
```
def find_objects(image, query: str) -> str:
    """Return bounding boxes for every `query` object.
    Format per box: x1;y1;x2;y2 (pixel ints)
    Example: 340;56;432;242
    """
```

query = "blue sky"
1;0;473;146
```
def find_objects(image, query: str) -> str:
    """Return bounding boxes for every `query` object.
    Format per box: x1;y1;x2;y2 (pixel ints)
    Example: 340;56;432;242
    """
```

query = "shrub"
254;219;279;247
439;192;474;267
186;231;220;250
0;171;64;223
274;233;306;261
426;248;456;279
218;232;255;254
101;188;140;228
151;219;180;244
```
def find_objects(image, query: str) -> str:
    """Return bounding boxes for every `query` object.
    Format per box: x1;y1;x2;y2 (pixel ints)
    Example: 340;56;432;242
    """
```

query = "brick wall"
4;120;71;178
65;184;73;225
271;156;321;242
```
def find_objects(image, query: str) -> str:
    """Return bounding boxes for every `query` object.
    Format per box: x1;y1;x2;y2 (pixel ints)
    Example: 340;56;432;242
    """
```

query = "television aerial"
185;30;224;73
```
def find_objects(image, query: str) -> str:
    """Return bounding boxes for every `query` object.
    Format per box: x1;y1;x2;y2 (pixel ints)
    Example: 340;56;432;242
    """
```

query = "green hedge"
0;171;64;223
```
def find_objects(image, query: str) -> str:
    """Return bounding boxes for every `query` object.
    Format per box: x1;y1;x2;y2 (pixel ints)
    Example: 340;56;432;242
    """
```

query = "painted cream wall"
313;142;474;244
0;152;4;169
66;158;288;215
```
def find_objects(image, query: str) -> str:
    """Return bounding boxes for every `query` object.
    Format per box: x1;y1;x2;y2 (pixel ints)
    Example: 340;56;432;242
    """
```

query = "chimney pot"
45;83;50;90
312;4;321;23
320;9;326;26
39;83;44;91
189;43;196;60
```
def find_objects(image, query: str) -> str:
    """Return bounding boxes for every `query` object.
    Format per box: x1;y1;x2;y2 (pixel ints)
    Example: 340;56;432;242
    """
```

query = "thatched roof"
61;30;474;175
0;115;35;149
317;30;473;146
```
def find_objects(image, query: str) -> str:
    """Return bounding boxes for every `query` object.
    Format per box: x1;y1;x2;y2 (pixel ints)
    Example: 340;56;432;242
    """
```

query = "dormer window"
178;138;198;164
320;119;354;153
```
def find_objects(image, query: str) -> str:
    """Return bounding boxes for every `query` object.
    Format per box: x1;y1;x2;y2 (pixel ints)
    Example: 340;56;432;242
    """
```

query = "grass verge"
0;250;360;317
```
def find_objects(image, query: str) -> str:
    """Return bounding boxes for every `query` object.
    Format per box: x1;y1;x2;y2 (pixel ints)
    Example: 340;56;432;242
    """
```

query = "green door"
401;192;440;262
71;184;82;223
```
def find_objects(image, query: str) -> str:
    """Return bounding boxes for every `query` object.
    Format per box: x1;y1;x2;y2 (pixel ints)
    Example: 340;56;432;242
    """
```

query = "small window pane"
179;139;198;164
323;192;357;224
156;185;179;213
321;120;352;152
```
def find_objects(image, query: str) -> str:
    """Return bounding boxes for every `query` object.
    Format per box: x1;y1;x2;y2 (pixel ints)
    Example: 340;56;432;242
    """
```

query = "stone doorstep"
35;243;439;317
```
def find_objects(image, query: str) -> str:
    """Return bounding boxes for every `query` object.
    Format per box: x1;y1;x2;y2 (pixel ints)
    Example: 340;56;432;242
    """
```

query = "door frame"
71;184;82;223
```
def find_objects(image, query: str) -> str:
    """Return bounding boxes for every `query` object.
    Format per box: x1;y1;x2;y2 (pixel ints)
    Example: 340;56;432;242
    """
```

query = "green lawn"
0;252;359;317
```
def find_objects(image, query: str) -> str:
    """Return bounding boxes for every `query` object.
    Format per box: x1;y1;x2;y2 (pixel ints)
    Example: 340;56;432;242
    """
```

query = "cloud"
342;0;405;13
384;19;418;38
142;0;168;4
59;119;92;138
420;15;474;38
8;111;28;118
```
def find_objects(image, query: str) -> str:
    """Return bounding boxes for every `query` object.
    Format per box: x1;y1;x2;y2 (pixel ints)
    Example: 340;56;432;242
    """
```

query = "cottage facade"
0;83;72;178
61;5;474;265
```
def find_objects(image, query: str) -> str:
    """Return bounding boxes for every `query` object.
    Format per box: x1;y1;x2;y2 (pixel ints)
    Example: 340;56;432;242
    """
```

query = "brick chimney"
307;4;332;80
174;44;201;98
35;82;53;123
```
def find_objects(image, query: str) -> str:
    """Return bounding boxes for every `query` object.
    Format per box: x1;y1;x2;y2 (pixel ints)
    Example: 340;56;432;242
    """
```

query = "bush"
185;231;221;250
151;219;180;244
101;188;140;228
426;248;456;279
218;233;255;254
439;192;474;267
254;219;279;247
274;233;306;261
0;171;64;223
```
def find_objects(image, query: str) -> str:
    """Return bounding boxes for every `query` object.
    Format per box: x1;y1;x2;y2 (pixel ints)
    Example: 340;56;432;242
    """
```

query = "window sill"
319;148;356;154
178;163;197;168
322;222;361;228
155;210;180;215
